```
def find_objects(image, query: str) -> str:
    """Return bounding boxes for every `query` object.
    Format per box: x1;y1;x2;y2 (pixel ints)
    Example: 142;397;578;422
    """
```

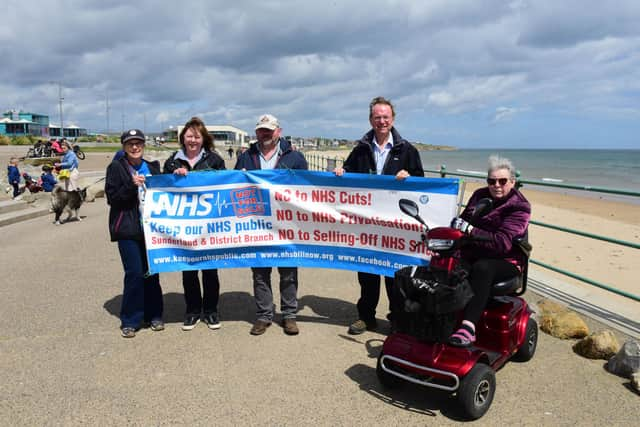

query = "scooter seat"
491;275;522;295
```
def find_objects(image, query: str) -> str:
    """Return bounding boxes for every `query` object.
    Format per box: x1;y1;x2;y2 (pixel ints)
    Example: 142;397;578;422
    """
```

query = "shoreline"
305;149;640;210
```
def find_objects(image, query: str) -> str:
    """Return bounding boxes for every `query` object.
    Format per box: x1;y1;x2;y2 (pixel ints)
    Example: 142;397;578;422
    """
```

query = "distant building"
0;110;87;139
0;110;49;137
49;123;88;139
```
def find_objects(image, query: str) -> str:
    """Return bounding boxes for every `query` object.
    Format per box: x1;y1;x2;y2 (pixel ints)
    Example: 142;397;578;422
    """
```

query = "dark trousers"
356;272;396;324
251;267;298;321
464;258;520;324
183;269;220;316
117;239;163;329
11;182;20;198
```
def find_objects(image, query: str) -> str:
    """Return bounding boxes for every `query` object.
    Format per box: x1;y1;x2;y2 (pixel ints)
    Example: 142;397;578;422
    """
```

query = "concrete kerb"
529;268;640;339
0;170;108;228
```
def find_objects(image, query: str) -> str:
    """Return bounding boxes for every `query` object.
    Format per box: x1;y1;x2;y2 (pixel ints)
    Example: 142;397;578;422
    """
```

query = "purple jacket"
460;187;531;269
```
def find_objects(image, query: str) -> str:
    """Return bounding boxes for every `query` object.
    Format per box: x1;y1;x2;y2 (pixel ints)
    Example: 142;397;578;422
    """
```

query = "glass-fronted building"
0;111;50;137
0;110;86;139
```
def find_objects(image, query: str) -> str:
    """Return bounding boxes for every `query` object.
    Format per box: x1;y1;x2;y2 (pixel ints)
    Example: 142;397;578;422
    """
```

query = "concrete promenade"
0;150;638;425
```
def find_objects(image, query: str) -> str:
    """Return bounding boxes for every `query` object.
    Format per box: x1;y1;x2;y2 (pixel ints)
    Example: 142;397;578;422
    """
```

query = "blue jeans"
251;267;298;322
117;239;163;329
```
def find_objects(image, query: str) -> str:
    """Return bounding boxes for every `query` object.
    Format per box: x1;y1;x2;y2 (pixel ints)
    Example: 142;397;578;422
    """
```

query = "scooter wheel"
76;150;85;160
458;363;495;420
513;317;538;362
376;353;402;389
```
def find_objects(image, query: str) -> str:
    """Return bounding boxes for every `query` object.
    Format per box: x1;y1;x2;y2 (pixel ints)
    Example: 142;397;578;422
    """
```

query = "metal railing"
305;153;640;303
305;152;344;172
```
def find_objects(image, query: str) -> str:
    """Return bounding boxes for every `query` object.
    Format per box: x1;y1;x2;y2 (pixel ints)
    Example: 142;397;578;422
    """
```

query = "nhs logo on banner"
147;187;272;219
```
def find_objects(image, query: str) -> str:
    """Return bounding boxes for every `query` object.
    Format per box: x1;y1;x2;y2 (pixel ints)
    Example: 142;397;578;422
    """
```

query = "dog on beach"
51;186;87;225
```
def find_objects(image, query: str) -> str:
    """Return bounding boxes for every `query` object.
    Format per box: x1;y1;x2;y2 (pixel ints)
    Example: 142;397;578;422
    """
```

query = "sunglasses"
487;177;509;186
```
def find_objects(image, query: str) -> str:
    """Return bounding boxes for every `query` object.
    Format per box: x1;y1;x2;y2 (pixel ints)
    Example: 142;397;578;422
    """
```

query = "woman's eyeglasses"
487;177;509;186
125;141;145;148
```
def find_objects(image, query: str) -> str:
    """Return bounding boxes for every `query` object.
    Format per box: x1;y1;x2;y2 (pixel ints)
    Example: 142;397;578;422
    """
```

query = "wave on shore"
542;177;564;183
456;168;484;176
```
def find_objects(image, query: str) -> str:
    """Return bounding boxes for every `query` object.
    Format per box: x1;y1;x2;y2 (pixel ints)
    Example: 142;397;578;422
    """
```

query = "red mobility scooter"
377;198;538;420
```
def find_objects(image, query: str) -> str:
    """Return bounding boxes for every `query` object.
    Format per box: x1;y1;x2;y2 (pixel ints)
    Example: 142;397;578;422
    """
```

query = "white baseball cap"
255;114;280;131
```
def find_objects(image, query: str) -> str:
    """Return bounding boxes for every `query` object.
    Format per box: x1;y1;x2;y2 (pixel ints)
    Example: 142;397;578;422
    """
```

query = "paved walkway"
1;184;638;426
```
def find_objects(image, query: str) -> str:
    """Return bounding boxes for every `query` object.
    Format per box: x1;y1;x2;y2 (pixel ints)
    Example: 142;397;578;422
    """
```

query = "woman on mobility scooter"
448;155;530;347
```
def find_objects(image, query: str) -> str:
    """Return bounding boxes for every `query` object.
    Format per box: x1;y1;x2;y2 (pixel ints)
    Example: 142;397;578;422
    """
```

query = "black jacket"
105;157;161;241
163;149;226;173
343;128;424;177
234;138;308;171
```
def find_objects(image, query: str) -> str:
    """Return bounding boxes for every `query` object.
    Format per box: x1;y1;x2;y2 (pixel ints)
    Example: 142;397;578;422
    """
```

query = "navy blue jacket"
7;165;20;184
41;173;57;192
343;128;424;177
105;157;161;241
234;138;308;171
163;149;226;173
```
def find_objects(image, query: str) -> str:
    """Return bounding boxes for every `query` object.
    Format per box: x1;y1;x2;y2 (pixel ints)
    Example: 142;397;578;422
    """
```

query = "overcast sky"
2;0;639;148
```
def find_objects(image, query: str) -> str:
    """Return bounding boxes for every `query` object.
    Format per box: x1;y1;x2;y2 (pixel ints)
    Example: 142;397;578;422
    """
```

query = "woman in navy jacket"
105;129;164;338
163;117;226;331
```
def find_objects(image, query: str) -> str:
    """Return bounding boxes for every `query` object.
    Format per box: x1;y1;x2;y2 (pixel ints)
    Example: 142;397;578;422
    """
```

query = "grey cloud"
516;0;640;47
1;0;638;146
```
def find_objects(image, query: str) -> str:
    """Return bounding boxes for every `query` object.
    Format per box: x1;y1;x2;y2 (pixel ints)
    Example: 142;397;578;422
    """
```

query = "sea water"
419;149;640;193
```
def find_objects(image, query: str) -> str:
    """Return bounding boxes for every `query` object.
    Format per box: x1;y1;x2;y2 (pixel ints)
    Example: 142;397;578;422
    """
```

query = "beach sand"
3;146;638;306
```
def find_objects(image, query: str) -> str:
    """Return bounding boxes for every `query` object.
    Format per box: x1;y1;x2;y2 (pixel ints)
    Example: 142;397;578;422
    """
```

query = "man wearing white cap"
235;114;308;336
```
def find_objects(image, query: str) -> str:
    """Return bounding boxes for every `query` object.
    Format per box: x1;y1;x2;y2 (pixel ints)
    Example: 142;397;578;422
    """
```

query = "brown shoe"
348;319;377;335
250;319;271;336
282;318;299;335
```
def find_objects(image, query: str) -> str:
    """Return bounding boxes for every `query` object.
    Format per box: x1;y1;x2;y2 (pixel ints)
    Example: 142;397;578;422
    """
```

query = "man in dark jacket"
235;114;308;336
335;96;424;334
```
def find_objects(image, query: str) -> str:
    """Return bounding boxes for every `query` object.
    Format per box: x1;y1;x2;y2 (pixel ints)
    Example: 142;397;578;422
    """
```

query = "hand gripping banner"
143;170;459;276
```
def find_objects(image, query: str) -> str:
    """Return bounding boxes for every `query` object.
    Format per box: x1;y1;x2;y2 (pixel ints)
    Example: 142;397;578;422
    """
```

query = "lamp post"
55;83;64;139
105;92;110;135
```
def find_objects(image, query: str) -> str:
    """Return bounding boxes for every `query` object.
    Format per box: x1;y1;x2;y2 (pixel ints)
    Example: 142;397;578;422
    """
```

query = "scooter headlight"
427;239;455;251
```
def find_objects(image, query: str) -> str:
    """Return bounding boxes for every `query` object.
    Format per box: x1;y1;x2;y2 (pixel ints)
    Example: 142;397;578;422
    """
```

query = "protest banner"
143;170;459;276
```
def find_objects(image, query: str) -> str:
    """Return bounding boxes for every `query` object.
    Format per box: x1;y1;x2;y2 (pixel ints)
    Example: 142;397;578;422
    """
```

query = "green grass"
73;145;176;153
80;145;120;153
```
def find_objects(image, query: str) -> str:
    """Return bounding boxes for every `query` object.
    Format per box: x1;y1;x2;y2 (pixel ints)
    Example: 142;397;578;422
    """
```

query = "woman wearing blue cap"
105;129;164;338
